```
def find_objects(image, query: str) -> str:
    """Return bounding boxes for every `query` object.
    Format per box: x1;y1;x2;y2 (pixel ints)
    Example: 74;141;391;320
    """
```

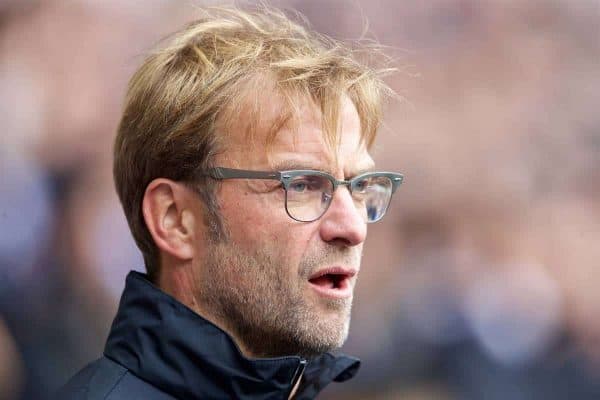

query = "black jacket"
58;271;360;399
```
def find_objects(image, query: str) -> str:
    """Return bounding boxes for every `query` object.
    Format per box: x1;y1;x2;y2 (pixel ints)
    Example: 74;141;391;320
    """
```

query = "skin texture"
145;94;374;359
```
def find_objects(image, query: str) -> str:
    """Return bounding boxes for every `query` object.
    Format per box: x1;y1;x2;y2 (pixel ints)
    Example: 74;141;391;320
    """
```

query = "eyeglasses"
205;167;404;223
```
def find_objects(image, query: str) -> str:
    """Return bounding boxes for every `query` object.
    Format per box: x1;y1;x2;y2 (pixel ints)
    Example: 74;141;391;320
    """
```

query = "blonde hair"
113;5;394;278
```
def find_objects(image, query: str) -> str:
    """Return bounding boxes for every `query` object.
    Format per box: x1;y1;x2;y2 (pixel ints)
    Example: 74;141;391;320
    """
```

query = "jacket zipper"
288;359;307;399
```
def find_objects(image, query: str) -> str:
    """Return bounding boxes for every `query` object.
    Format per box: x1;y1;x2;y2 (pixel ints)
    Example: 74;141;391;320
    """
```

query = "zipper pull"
288;359;307;399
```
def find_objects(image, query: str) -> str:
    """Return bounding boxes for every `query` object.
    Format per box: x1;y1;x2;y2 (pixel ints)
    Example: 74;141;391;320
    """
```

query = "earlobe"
142;179;195;261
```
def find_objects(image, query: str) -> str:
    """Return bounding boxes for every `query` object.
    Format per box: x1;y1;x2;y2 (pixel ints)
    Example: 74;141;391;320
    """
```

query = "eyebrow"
270;159;376;178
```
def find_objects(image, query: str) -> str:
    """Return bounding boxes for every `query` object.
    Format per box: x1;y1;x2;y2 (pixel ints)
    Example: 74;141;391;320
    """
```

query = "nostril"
327;237;353;247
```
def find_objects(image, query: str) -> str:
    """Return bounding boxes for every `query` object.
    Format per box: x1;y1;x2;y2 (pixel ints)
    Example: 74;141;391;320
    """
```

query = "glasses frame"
205;167;404;223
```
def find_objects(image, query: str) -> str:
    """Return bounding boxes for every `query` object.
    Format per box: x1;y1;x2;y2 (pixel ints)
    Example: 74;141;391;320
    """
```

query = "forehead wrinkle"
265;91;364;163
265;97;371;177
218;88;372;177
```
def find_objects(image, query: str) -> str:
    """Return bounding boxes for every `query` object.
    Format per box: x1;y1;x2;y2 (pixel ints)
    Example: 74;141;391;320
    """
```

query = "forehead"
218;92;374;174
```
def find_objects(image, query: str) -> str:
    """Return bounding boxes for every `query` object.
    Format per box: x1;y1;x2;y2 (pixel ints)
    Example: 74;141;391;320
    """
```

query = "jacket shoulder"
56;357;126;399
56;357;174;400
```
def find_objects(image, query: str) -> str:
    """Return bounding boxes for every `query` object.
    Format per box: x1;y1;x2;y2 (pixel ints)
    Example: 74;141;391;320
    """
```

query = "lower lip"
308;278;353;299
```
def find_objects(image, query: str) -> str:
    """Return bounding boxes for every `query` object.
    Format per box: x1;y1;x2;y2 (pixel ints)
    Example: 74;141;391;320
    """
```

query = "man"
59;5;403;399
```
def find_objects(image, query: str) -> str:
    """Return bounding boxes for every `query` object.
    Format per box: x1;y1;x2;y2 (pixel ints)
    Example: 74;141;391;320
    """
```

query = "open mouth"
309;273;348;289
308;267;356;299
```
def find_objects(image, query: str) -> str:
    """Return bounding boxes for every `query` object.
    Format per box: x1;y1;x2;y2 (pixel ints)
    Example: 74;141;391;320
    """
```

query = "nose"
318;186;367;247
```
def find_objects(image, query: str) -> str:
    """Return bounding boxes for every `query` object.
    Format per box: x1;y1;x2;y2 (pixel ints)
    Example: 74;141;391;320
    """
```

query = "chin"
299;315;351;356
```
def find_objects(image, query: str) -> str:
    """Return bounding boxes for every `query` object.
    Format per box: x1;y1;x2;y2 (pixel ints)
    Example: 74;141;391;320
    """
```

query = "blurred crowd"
1;0;599;399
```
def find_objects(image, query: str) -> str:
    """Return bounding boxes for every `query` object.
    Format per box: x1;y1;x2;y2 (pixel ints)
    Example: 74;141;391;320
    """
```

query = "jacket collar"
104;271;360;399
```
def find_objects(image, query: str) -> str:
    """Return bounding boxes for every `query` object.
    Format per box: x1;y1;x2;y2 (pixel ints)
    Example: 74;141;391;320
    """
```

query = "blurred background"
0;0;599;399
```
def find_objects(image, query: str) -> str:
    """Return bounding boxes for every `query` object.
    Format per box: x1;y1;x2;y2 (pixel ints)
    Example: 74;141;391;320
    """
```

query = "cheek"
218;186;320;269
219;187;289;242
234;218;313;260
220;185;282;223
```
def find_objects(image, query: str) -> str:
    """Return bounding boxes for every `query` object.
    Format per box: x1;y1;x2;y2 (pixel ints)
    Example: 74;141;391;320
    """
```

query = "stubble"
196;239;360;358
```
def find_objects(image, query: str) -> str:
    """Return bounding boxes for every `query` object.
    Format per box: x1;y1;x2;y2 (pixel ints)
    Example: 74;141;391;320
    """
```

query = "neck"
158;262;259;358
157;262;202;314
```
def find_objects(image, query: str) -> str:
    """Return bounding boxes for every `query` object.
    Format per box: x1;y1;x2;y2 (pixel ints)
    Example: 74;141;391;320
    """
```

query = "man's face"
193;95;374;358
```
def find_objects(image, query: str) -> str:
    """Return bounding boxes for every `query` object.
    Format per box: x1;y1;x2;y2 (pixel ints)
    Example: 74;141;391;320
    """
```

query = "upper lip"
308;266;357;281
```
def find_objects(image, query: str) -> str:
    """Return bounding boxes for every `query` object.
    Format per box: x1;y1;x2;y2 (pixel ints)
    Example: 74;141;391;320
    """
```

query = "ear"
142;179;198;262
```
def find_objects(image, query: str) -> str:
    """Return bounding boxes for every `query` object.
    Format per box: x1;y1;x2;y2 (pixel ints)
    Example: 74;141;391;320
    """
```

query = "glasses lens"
352;175;393;223
285;174;334;222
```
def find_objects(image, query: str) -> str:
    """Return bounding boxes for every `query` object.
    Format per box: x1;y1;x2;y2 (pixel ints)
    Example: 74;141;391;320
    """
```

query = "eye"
354;178;370;193
288;175;325;193
290;181;308;192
